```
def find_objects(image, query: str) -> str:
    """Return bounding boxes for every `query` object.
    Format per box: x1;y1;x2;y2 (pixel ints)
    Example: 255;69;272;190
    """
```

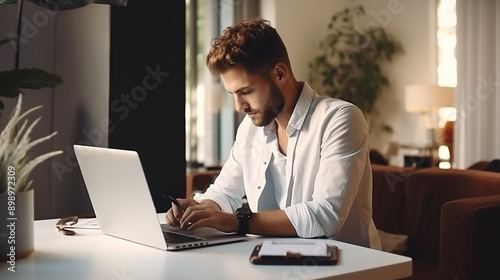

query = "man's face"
221;66;285;127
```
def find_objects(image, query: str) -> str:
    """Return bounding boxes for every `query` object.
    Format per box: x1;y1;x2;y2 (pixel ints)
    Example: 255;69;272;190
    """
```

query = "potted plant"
0;0;63;261
0;1;64;191
0;94;64;261
309;5;403;135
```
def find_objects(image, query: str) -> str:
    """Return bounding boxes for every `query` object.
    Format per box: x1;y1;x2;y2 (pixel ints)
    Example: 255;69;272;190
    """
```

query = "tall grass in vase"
0;95;62;193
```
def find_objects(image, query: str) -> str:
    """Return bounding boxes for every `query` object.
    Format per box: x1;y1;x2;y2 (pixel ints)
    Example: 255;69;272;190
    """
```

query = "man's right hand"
165;197;198;228
166;198;237;232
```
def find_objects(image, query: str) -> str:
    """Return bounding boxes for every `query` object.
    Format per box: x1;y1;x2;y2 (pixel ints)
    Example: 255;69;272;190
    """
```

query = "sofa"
186;162;500;280
372;163;500;280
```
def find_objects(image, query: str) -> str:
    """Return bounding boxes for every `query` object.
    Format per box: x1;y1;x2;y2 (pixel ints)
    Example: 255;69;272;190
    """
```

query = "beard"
250;81;285;127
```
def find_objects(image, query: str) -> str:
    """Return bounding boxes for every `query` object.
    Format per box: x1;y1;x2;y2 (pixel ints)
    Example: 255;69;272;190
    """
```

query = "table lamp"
404;84;455;166
405;84;454;143
405;84;455;114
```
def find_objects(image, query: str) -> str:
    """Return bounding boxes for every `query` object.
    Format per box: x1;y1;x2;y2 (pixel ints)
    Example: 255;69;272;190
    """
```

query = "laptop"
73;144;248;251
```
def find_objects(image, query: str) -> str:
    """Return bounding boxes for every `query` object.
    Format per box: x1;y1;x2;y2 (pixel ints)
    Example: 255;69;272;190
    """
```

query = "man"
166;18;381;249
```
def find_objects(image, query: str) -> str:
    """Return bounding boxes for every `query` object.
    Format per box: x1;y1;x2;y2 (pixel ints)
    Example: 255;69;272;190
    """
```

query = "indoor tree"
309;5;403;134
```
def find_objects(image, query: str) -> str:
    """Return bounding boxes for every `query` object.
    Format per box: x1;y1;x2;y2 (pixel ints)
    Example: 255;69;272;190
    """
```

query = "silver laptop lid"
74;145;168;250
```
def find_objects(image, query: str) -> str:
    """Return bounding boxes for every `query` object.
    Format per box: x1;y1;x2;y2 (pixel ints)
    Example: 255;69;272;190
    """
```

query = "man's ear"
271;62;288;84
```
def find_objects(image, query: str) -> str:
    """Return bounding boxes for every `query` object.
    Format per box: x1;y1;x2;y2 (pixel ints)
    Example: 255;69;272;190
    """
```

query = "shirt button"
263;161;267;165
257;186;261;189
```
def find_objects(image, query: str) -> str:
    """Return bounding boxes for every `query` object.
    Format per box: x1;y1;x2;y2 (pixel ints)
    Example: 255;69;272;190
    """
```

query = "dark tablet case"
249;243;339;265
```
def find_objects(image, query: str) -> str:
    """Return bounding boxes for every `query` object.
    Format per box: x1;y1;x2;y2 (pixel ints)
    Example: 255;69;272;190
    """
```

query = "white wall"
262;0;438;165
49;5;110;219
0;3;109;218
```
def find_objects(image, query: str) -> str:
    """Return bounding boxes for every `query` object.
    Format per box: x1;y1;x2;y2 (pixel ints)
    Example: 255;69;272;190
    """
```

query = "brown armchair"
439;194;500;280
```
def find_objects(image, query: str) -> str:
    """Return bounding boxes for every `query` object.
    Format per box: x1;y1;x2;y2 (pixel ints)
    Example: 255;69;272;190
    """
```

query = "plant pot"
0;189;35;261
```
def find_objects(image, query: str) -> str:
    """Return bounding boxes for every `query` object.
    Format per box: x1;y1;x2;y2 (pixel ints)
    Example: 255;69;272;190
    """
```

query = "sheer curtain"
455;0;500;168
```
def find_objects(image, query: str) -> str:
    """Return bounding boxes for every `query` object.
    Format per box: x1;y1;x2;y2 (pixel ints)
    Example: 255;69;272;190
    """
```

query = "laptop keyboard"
162;231;203;244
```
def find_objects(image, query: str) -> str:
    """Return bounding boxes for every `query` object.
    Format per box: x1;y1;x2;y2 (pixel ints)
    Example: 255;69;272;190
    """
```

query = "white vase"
0;189;35;261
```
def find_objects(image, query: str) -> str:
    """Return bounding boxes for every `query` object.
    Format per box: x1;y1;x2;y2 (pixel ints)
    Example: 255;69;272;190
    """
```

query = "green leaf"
0;86;22;98
0;36;16;46
0;68;63;98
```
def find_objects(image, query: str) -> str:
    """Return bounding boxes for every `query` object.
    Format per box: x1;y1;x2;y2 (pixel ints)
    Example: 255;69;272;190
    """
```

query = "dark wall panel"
109;0;186;212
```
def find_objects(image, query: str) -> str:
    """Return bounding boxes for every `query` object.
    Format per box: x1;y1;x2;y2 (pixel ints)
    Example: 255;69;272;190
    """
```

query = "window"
437;0;456;168
437;0;457;124
185;0;260;169
437;0;457;88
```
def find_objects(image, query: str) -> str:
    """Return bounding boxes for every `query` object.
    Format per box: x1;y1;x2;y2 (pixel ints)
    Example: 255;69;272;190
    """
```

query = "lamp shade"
405;84;455;113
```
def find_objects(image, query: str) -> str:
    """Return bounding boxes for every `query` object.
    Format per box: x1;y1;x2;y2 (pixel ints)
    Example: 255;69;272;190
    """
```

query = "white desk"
1;216;411;280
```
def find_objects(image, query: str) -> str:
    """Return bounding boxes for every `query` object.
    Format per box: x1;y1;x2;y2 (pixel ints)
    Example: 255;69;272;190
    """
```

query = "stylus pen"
161;193;185;211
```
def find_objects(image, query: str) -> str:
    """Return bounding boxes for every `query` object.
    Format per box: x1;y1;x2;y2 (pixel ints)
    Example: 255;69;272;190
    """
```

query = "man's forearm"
195;199;297;236
198;199;222;210
249;210;297;236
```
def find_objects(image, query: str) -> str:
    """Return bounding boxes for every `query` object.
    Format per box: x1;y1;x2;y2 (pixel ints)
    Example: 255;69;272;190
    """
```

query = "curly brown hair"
206;18;290;78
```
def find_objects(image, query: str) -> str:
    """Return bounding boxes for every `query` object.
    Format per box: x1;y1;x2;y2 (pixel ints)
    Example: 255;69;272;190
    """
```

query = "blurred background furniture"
372;161;500;280
186;169;220;198
186;159;500;280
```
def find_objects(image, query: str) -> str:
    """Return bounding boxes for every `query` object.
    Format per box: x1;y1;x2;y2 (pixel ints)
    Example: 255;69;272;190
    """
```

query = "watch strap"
236;209;252;235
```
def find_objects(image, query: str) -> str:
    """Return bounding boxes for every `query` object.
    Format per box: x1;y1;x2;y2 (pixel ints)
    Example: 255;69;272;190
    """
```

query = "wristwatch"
236;207;252;235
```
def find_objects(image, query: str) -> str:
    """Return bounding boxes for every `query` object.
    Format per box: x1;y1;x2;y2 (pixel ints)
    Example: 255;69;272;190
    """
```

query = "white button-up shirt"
194;82;381;249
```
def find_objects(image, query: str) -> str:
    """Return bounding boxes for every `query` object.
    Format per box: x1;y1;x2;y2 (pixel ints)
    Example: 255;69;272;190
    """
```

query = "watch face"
237;208;252;215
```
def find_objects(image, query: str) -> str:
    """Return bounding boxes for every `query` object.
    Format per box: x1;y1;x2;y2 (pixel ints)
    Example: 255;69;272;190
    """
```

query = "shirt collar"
263;81;315;136
287;81;315;133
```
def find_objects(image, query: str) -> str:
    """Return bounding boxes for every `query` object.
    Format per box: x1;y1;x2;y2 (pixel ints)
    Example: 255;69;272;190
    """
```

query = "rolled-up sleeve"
284;103;372;243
